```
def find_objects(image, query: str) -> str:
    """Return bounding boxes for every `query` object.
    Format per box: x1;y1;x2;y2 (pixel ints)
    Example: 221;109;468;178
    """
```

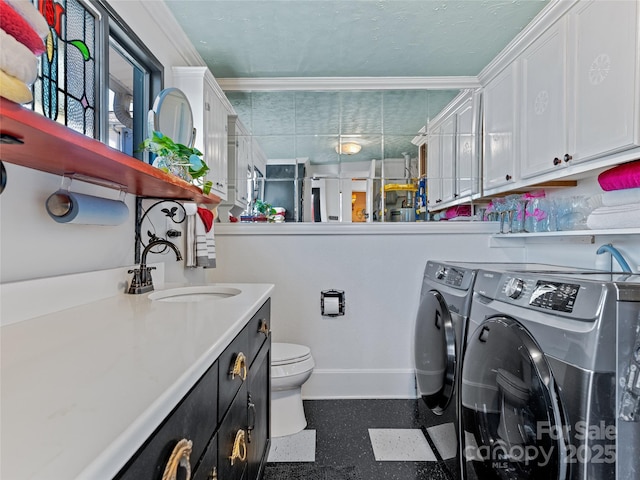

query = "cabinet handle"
161;439;193;480
207;467;217;480
564;153;573;163
230;352;247;381
229;429;247;466
505;174;512;181
247;394;256;443
258;319;270;337
553;157;562;166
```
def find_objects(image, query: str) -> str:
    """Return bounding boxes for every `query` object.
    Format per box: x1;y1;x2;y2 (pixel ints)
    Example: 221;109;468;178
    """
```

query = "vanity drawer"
247;299;271;368
115;361;218;480
218;327;249;422
218;383;248;480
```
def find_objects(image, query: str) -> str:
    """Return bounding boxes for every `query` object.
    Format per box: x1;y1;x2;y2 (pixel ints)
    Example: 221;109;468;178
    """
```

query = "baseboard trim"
301;368;417;400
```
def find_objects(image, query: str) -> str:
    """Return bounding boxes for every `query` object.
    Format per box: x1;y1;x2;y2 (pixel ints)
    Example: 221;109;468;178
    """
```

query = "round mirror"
148;88;194;147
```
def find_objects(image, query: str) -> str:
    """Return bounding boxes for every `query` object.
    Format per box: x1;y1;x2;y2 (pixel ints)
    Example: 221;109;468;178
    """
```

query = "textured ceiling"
164;0;549;163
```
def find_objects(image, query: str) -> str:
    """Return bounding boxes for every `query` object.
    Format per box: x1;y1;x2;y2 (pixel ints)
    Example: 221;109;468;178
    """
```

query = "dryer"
460;269;640;480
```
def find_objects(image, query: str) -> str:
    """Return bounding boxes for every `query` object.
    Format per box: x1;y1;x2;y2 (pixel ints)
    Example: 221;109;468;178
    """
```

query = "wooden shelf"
0;98;221;205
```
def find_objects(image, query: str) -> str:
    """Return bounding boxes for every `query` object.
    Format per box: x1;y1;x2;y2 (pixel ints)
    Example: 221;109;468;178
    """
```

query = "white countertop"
0;280;274;480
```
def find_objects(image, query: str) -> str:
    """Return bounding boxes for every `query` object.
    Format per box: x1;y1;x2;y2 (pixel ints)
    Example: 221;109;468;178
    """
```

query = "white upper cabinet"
426;125;442;209
520;19;568;179
426;89;482;211
568;0;640;163
520;0;640;179
456;93;480;199
173;66;231;201
440;115;456;204
227;115;251;210
483;63;519;193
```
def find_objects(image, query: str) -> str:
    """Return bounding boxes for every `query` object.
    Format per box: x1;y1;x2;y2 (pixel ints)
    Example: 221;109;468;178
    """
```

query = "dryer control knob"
436;266;446;280
505;278;525;299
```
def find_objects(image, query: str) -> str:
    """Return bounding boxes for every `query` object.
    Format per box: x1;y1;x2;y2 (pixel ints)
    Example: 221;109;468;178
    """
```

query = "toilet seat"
272;343;312;366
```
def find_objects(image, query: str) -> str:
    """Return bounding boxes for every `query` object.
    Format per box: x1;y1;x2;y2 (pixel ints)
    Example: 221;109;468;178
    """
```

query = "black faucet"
127;239;183;294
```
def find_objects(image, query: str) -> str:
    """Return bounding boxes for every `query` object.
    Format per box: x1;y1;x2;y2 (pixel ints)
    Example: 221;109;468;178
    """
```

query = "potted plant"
253;199;277;222
141;131;213;195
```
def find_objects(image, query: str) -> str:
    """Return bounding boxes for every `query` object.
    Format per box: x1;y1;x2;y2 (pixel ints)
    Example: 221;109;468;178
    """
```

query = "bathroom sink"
148;286;241;303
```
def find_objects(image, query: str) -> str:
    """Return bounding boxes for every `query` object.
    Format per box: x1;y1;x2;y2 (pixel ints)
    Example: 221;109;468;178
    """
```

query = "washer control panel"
529;280;580;313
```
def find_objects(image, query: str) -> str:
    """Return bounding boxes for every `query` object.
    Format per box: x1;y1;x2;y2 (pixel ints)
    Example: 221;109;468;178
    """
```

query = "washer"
460;269;640;480
413;261;589;479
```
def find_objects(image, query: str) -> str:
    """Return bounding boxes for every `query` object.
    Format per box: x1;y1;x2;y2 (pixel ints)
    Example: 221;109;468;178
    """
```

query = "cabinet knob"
505;174;512;181
161;439;193;480
553;157;562;166
258;319;270;337
229;429;247;466
564;153;573;163
230;352;247;381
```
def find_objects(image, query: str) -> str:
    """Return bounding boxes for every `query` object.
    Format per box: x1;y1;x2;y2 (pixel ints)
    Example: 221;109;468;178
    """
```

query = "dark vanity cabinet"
115;299;271;480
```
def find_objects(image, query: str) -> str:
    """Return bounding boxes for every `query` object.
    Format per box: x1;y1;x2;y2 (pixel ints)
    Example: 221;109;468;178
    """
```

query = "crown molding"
216;76;481;91
139;0;205;67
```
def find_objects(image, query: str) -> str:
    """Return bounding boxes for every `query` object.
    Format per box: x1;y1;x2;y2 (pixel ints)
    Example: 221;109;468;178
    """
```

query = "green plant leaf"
202;180;213;195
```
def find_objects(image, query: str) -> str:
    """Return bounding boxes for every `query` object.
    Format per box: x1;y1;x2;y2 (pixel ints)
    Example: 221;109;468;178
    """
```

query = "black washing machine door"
414;290;457;414
460;316;569;480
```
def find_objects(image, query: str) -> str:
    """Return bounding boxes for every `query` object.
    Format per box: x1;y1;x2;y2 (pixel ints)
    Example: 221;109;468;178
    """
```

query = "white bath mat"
368;428;436;462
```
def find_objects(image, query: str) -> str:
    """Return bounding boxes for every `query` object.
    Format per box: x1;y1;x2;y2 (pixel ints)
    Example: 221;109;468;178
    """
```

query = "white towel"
185;213;197;267
195;216;216;268
5;0;49;39
586;202;640;230
0;29;37;84
601;187;640;207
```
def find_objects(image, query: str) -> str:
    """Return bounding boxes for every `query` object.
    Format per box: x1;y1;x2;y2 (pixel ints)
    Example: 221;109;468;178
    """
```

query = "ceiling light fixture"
335;142;362;155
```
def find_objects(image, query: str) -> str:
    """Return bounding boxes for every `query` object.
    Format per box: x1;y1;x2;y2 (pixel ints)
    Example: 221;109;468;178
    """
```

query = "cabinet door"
205;87;228;200
115;362;218;480
246;340;270;480
520;19;568;179
440;115;456;203
235;131;250;205
426;128;442;209
483;63;518;192
456;97;475;198
569;0;640;163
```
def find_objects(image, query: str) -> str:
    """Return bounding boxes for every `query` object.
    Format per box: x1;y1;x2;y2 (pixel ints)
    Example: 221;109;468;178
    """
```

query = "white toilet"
271;342;315;437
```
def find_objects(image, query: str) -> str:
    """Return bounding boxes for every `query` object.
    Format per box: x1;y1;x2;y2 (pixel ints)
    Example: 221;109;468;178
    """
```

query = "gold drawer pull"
230;352;247;381
161;438;193;480
258;319;270;336
207;467;217;480
229;429;247;466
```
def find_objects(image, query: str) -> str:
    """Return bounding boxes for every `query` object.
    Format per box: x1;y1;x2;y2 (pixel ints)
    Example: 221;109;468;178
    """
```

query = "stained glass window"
31;0;97;138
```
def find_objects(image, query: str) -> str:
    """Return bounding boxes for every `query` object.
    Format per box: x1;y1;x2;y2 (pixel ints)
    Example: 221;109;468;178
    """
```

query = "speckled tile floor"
263;399;455;480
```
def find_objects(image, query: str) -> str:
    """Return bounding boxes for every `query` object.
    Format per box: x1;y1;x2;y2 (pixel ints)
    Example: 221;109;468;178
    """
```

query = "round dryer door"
414;290;457;414
460;316;569;480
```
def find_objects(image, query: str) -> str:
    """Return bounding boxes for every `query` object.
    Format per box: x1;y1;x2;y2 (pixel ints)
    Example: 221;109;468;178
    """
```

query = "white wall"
206;223;523;398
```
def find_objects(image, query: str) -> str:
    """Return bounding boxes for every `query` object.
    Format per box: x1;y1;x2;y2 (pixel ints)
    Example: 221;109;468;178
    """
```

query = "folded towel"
4;0;48;38
185;213;197;267
598;159;640;191
0;28;37;84
601;187;640;207
586;202;640;230
196;207;216;268
0;68;32;104
0;0;44;54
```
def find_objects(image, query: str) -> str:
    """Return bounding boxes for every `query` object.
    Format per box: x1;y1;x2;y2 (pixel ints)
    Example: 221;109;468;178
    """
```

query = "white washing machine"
460;269;640;480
